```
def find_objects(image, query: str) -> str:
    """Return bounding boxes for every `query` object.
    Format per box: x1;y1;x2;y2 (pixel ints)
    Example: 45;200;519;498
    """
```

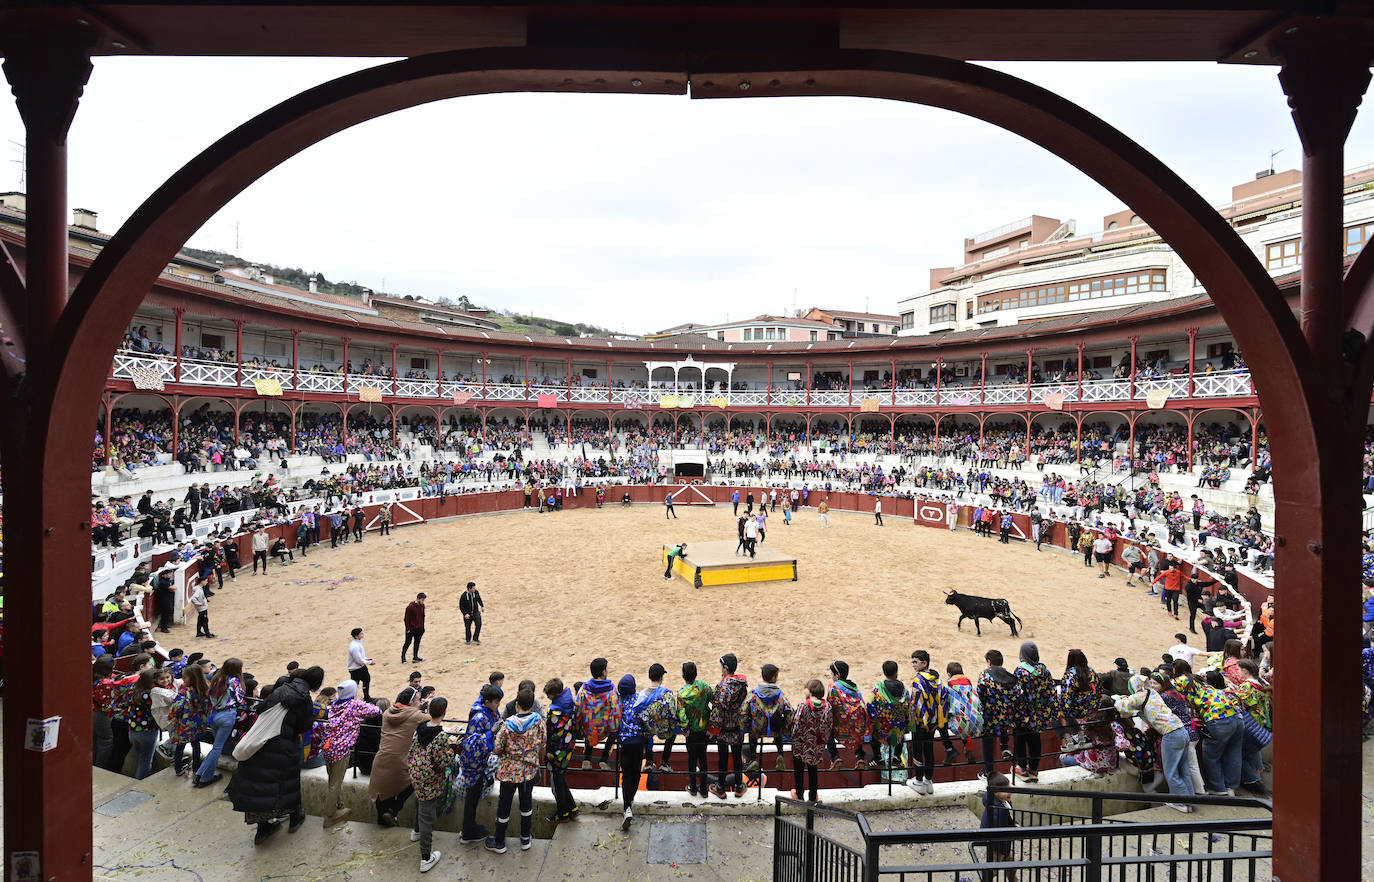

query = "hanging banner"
860;397;881;413
252;377;283;397
709;396;729;409
625;398;644;410
537;393;558;408
1042;391;1065;411
450;388;474;405
677;394;695;407
1145;388;1170;409
358;385;383;403
659;395;679;408
129;361;166;391
950;394;972;406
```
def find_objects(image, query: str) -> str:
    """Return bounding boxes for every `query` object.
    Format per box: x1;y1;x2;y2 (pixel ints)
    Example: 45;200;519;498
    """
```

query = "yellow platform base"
662;540;798;588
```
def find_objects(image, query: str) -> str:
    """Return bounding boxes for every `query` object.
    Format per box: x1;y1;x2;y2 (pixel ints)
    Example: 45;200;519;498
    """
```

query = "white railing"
810;390;849;407
1134;376;1191;401
983;386;1028;405
1192;372;1253;398
296;372;345;394
180;358;238;387
241;366;294;391
107;353;1262;413
1079;379;1132;403
393;378;439;399
111;351;175;383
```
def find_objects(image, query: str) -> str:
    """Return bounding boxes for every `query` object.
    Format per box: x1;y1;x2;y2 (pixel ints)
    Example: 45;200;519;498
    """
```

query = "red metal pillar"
1273;47;1372;882
1024;347;1034;403
391;404;398;446
1024;413;1031;461
291;329;300;391
1186;328;1198;398
1075;416;1082;466
235;319;244;388
1127;413;1136;474
979;352;987;405
289;405;297;453
1076;342;1085;403
103;395;113;466
171;398;179;457
1250;409;1260;464
1128;335;1138;400
233;402;240;445
0;38;96;882
173;307;184;382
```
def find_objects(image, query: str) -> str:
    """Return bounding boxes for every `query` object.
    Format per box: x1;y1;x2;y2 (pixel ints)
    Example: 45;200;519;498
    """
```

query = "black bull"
945;590;1024;636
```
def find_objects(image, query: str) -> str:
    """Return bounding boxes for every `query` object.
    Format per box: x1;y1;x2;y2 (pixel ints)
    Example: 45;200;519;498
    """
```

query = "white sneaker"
1166;803;1193;813
922;779;935;795
622;808;632;831
410;830;421;842
420;850;441;873
904;778;923;793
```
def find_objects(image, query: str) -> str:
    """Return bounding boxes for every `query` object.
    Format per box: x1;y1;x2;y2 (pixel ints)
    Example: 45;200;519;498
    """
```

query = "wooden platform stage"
663;539;798;588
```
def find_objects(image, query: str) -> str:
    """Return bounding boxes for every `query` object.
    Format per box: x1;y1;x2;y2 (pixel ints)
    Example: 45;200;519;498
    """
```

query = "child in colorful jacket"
543;679;579;822
789;680;831;802
826;660;870;768
407;698;458;873
907;650;952;793
708;653;749;798
743;663;793;772
676;663;714;796
867;660;910;779
575;657;620;770
977;649;1022;778
323;680;382;827
1012;642;1057;783
457;685;502;845
487;689;547;853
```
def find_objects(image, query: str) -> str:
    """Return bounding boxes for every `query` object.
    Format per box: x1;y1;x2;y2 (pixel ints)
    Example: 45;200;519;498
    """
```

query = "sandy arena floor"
191;503;1192;706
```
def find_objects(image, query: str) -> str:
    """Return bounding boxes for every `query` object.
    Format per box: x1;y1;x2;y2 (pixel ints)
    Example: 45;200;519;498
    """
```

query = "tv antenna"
1269;148;1283;175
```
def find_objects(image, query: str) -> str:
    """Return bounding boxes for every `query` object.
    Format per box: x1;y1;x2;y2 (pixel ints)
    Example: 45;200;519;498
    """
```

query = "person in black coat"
352;507;365;542
459;582;484;645
155;568;177;633
228;665;324;844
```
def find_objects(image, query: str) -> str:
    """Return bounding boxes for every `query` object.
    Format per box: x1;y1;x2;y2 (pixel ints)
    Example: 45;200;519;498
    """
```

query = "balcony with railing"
107;351;1261;410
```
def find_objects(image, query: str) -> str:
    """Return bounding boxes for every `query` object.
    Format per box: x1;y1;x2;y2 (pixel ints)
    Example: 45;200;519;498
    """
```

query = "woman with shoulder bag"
228;665;325;844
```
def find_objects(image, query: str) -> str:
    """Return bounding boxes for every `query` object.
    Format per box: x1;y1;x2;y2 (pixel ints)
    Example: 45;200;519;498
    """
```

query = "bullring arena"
208;501;1194;702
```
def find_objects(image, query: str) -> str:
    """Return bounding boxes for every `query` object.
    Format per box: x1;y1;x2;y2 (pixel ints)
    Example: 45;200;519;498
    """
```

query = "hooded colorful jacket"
790;696;833;766
827;679;868;746
743;683;793;740
323;693;382;763
945;674;983;739
677;679;713;733
709;674;749;744
166;684;211;746
407;722;457;801
977;667;1021;736
867;680;909;747
459;699;501;780
1014;661;1058;730
545;687;577;771
574;678;621;745
637;685;680;739
908;670;949;731
494;710;547;783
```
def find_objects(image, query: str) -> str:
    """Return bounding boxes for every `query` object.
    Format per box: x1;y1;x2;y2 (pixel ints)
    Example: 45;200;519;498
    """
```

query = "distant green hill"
180;247;630;337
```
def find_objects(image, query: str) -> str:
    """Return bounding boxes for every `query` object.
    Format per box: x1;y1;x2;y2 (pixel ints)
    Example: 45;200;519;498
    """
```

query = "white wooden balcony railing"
108;352;1259;411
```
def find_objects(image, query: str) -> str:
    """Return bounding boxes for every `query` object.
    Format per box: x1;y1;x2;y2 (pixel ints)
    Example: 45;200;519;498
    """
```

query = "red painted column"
290;405;297;453
1076;342;1085;403
291;329;300;391
979;352;987;405
233;402;240;445
1024;413;1031;460
1250;410;1260;464
103;396;112;466
1186;327;1198;398
1274;47;1372;882
1185;413;1194;471
1024;347;1034;403
1127;413;1136;474
391;404;397;446
235;319;244;388
1075;416;1082;465
0;39;97;882
173;307;184;382
1128;335;1138;400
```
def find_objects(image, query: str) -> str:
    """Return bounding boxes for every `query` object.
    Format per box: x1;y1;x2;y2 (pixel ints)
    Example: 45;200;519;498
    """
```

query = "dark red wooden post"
1272;45;1372;882
0;37;97;882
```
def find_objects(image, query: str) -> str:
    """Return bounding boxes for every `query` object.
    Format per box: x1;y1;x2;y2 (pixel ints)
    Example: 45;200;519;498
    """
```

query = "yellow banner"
252;377;283;397
860;397;881;413
658;395;679;408
359;385;383;402
709;396;728;409
1145;389;1170;409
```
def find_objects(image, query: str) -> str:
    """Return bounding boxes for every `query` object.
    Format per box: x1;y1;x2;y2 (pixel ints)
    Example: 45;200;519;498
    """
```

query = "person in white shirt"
1092;534;1114;579
346;627;374;701
946;500;958;531
743;517;759;558
1166;633;1205;670
874;497;883;526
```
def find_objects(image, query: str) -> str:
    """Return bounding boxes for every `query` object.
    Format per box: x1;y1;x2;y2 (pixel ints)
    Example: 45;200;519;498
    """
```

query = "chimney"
72;207;98;230
308;275;319;294
1255;168;1274;180
0;192;26;213
262;272;274;285
361;287;373;307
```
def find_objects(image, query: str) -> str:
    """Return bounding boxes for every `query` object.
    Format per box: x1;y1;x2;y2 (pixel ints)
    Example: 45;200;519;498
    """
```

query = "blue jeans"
197;708;237;783
129;729;158;780
1159;727;1194;797
1199;714;1243;793
1240;723;1266;785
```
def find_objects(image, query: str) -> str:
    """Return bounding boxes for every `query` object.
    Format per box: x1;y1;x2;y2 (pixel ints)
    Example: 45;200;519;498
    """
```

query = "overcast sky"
2;57;1371;335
